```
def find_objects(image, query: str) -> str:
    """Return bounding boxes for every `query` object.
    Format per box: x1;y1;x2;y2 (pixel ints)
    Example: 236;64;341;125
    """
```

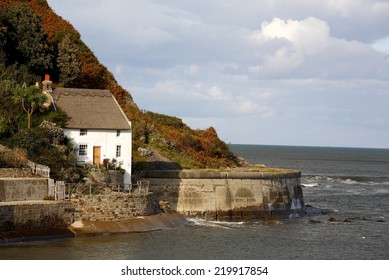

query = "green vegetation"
0;0;242;178
12;83;48;129
134;111;240;169
3;122;83;181
0;1;53;75
0;147;28;168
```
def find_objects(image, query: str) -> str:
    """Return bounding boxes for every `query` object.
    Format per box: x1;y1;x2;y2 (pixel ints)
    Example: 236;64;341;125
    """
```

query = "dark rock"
159;200;172;213
328;217;337;222
308;219;321;224
343;218;353;223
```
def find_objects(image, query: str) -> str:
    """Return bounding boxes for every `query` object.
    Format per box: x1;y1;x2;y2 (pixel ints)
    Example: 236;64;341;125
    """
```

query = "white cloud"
47;0;389;148
185;64;200;76
248;16;389;79
258;17;330;55
256;91;275;99
371;36;389;54
192;86;230;101
328;0;359;16
235;98;259;114
208;86;228;100
250;17;329;76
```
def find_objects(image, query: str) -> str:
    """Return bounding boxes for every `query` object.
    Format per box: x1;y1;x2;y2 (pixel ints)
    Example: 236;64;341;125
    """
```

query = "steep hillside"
0;0;242;170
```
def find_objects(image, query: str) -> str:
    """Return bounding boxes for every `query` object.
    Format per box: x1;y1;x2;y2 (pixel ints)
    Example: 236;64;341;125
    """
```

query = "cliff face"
0;0;241;170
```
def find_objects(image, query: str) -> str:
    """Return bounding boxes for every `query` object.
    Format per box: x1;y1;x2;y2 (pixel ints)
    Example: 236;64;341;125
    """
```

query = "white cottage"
50;87;132;185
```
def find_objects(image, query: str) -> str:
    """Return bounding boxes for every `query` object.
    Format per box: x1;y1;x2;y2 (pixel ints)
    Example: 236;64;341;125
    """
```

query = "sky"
47;0;389;148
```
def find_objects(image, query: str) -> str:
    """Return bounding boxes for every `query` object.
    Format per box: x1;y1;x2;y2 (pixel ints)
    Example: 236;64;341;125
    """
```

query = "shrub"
5;128;83;182
0;148;28;168
39;120;65;144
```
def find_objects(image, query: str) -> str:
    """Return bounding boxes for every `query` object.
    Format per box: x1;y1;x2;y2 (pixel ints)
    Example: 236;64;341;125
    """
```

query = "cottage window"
116;145;122;157
79;144;88;156
80;129;87;136
116;130;121;137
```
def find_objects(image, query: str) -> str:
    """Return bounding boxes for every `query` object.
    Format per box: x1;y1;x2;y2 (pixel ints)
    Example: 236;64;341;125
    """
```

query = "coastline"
68;213;188;236
0;213;188;243
0;228;74;244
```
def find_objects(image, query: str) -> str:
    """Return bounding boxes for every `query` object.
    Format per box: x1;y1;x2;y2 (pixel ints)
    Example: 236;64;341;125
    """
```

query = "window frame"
79;144;88;156
116;145;122;158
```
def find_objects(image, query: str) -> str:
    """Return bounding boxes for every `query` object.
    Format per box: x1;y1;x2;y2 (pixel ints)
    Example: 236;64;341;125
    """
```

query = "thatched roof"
51;88;131;130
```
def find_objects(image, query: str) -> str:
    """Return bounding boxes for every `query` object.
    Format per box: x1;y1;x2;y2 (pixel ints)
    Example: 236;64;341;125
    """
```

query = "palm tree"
12;83;48;129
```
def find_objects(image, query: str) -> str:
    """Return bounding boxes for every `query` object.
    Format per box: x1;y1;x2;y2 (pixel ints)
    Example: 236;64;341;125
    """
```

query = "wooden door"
93;146;101;165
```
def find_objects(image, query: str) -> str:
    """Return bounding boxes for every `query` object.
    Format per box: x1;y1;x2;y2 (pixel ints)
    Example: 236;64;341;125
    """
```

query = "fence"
28;161;50;178
48;179;66;201
0;144;50;179
51;180;150;201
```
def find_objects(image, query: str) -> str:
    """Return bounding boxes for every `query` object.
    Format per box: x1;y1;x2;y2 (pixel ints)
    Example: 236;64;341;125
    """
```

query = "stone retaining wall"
0;178;48;202
72;193;154;221
0;168;33;178
143;169;305;221
0;201;75;232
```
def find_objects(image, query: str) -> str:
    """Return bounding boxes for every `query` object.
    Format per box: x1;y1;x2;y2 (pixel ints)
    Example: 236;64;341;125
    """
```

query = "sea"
1;144;388;260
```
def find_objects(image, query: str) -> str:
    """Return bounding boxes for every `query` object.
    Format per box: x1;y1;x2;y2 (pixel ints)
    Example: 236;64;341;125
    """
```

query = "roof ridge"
53;88;112;97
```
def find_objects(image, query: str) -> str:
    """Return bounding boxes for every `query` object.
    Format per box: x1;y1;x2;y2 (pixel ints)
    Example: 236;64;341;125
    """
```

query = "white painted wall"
65;128;132;185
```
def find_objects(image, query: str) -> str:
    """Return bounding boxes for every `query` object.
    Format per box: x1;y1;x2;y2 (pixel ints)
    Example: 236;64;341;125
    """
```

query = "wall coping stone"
142;168;301;179
0;178;47;181
0;200;58;206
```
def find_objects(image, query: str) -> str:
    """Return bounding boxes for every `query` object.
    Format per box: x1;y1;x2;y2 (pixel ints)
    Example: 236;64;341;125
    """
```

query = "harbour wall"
0;178;48;202
0;193;155;242
143;169;305;221
0;201;74;232
72;193;155;221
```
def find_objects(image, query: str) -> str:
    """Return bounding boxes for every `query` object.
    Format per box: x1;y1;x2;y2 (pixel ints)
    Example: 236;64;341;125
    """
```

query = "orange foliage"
26;0;78;43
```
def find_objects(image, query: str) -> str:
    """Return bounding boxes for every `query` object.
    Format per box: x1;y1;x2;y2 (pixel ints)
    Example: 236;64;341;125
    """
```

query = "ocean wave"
302;175;389;187
187;218;246;229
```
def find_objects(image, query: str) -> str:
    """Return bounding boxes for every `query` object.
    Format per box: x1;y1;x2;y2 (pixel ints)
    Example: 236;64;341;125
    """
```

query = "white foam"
343;179;359;185
303;175;389;187
187;218;245;229
301;183;319;188
291;198;303;210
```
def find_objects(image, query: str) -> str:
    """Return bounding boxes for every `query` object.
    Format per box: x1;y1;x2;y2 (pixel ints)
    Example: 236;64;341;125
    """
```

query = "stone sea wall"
0;201;75;232
143;169;305;221
72;193;154;221
0;178;48;202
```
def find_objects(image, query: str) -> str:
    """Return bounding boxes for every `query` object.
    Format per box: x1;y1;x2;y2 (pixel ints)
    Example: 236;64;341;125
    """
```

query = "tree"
0;63;36;136
0;22;6;62
57;33;82;86
0;3;53;74
12;84;48;129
